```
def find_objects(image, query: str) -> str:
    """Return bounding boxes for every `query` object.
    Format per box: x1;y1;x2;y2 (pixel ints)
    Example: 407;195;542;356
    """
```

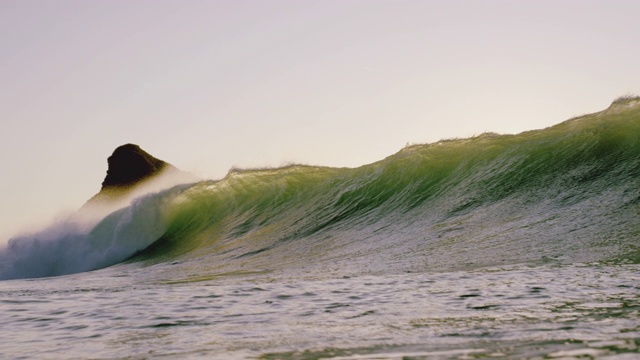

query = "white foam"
0;187;184;280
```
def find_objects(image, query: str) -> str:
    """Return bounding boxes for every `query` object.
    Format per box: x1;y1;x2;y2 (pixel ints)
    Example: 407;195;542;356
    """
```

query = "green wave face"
131;101;640;277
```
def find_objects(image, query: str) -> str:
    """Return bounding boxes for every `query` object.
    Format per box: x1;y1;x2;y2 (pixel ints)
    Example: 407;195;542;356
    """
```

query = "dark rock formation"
85;144;181;206
101;144;174;190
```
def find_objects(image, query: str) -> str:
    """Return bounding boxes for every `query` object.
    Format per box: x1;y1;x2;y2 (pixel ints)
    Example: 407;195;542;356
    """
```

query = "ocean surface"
1;100;639;359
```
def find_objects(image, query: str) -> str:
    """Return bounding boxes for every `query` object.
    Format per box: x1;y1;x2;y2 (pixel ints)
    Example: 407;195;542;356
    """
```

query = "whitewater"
1;98;639;359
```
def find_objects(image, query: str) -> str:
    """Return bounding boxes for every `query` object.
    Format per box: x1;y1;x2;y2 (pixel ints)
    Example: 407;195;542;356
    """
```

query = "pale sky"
1;0;639;240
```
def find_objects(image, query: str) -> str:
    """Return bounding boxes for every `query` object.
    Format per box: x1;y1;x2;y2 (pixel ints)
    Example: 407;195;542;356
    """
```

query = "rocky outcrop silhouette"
85;144;184;206
100;144;174;189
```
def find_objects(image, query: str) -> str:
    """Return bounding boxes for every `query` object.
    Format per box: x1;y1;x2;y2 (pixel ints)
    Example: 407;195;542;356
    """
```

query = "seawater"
1;262;639;359
2;100;640;358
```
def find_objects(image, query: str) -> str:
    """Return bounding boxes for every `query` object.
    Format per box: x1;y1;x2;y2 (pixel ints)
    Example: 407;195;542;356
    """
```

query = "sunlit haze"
1;0;639;239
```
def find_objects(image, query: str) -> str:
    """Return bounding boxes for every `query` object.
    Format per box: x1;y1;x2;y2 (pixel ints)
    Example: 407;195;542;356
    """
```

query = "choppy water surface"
2;262;638;359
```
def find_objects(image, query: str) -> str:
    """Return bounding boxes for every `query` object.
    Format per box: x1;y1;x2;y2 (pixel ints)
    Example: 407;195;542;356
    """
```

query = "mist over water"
1;100;639;358
0;171;195;280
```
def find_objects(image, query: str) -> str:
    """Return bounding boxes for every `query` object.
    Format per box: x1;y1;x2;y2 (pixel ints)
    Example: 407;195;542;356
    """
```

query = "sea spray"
0;187;184;280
